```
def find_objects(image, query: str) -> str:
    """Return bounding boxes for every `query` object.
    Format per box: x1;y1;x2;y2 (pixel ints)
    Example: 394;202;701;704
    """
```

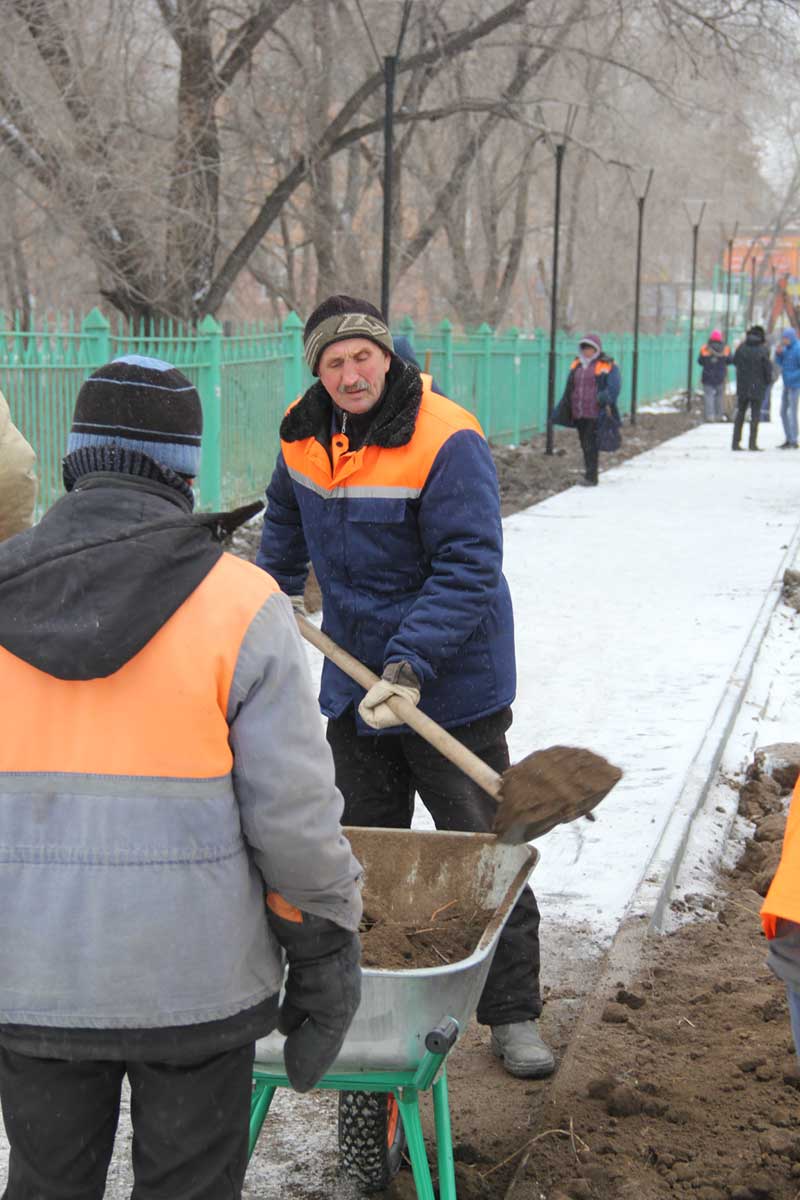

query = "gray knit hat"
303;294;394;375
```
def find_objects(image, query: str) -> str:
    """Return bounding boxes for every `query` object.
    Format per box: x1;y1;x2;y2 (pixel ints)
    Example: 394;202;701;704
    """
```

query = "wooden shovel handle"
295;613;502;801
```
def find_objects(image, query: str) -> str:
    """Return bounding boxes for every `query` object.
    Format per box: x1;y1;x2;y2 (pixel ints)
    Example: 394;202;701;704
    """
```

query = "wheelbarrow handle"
425;1017;460;1055
295;613;502;802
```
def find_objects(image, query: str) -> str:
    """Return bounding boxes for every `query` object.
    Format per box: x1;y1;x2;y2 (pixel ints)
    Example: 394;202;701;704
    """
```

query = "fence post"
398;314;415;343
439;318;454;397
477;322;493;434
198;313;222;511
507;327;521;444
81;308;111;368
282;311;304;403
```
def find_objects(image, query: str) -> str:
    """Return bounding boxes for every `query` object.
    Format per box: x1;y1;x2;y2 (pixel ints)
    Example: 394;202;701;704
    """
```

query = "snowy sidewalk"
499;416;800;948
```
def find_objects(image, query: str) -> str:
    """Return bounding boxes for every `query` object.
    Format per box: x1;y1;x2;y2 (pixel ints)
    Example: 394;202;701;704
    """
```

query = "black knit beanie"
303;294;394;375
69;355;202;476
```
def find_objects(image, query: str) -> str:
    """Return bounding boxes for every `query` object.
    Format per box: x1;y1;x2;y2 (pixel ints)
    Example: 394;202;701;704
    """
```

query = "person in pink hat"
697;329;732;422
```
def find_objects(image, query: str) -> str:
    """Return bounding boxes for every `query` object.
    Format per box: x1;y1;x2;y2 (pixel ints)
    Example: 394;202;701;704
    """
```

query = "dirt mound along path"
496;751;800;1200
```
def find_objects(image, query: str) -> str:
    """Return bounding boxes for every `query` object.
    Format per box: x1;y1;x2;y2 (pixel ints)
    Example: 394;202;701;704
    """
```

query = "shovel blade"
493;745;622;843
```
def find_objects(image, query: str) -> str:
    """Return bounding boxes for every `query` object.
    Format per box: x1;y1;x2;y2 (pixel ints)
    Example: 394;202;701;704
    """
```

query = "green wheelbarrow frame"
248;1018;460;1200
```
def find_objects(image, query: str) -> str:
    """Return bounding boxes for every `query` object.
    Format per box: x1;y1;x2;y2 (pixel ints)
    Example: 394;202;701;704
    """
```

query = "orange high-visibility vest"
0;553;277;779
761;775;800;939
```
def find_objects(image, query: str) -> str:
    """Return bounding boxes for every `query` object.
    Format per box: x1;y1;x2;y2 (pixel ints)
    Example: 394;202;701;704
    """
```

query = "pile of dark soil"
359;899;492;970
481;751;799;1200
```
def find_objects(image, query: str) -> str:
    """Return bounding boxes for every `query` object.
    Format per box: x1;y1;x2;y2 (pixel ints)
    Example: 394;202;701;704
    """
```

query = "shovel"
295;613;622;843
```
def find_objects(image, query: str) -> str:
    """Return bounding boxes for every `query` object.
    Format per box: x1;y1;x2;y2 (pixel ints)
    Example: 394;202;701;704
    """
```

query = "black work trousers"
326;707;542;1026
732;397;760;449
574;418;599;482
0;1042;254;1200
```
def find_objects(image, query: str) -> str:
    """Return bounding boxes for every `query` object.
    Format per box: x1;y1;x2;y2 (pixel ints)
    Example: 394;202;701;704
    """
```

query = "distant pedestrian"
731;325;772;452
697;329;731;422
775;327;800;448
0;390;36;539
554;334;621;487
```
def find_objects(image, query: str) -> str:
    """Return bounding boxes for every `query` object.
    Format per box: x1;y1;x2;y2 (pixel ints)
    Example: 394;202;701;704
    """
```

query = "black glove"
267;904;361;1092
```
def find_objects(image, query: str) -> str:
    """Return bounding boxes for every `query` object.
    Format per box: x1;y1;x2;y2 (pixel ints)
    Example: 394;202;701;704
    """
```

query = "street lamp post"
542;104;577;456
748;253;758;327
723;221;738;346
545;141;566;455
685;201;706;413
630;168;654;427
358;0;411;323
380;52;397;321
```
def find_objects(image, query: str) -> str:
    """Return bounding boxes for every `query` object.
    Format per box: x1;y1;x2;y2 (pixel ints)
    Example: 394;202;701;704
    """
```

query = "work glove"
287;593;307;616
358;661;421;730
267;902;361;1092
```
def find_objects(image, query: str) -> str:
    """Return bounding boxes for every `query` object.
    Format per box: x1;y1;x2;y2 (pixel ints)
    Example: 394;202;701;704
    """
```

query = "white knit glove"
289;594;307;616
358;662;421;730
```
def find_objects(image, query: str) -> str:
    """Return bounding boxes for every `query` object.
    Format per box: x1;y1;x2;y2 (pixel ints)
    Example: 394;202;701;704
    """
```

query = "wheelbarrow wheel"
338;1089;406;1191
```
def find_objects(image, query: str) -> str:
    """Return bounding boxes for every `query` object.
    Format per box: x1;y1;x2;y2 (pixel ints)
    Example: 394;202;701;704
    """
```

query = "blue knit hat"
68;355;202;477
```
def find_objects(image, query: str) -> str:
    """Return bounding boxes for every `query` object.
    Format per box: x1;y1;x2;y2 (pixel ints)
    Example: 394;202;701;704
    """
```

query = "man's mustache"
338;380;370;394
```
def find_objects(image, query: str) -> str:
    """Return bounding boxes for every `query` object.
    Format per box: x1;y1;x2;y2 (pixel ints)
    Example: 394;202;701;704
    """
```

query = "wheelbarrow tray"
254;827;538;1073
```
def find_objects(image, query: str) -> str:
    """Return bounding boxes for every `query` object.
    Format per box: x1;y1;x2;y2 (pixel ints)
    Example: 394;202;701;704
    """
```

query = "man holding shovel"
257;294;554;1078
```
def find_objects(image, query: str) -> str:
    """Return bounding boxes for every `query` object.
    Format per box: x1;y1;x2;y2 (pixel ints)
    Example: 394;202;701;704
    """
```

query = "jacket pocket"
346;498;407;524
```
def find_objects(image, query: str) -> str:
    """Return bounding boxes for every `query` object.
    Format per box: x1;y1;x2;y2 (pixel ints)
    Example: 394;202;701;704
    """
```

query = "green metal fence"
0;308;711;514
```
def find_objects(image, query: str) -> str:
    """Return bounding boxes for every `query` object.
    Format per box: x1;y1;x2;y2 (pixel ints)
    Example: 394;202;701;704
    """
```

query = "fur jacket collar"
280;357;423;449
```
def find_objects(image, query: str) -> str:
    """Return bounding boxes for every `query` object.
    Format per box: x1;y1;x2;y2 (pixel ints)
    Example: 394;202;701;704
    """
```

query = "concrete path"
3;414;800;1195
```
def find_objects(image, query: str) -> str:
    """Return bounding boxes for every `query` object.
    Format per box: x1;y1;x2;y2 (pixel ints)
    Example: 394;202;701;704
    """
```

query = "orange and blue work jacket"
257;360;516;730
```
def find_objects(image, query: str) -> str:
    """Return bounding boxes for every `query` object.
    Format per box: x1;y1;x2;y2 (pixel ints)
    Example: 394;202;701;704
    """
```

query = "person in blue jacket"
775;328;800;448
392;333;444;396
257;294;554;1080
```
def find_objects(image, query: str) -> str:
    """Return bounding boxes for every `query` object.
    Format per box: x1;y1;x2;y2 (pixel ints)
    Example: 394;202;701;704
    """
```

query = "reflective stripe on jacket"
257;373;516;730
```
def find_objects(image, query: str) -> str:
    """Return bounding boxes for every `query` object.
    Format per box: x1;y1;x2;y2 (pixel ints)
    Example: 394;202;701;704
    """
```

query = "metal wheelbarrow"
248;826;538;1199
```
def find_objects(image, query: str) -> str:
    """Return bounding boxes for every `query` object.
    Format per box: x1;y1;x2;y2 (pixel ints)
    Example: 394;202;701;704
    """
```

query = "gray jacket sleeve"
227;591;362;932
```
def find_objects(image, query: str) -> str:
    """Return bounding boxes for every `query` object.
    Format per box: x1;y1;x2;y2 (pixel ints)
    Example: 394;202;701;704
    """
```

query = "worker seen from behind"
0;356;362;1199
257;294;554;1079
697;329;732;423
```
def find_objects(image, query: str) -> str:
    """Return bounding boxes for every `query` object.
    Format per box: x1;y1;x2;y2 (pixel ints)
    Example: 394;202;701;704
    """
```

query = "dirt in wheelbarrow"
359;900;493;970
382;762;799;1200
